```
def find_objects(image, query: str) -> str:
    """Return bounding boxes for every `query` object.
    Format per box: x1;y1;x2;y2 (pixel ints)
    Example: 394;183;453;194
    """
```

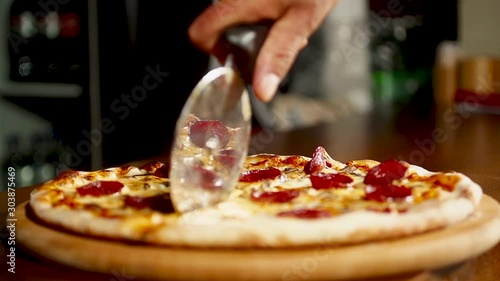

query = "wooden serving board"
16;196;500;281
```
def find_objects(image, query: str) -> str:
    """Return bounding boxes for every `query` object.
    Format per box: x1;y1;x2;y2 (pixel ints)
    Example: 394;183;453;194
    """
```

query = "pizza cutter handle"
222;23;271;84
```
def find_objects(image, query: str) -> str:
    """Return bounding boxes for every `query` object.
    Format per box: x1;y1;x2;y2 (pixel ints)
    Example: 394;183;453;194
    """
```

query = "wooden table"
2;103;500;281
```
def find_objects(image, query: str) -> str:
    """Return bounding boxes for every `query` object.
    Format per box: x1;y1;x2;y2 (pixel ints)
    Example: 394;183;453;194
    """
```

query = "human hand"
189;0;339;102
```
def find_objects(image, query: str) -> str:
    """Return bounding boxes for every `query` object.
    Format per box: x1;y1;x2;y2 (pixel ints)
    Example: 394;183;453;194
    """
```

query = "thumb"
253;7;320;102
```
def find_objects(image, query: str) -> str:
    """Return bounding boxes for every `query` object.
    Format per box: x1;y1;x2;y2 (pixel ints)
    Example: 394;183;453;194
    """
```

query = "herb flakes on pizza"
29;146;482;248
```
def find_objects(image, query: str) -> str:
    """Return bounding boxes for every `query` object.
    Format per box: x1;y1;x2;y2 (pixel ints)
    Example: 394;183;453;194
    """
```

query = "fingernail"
259;73;280;102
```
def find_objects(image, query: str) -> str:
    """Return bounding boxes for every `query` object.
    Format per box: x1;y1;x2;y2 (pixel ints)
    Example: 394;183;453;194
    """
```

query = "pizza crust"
141;198;474;248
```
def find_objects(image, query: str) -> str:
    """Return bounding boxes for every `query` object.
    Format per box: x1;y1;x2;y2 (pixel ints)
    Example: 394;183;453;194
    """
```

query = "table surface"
2;103;500;281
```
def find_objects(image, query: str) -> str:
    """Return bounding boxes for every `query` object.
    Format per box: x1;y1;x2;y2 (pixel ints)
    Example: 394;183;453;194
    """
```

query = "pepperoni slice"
189;120;230;149
304;146;334;174
251;190;300;203
140;161;169;178
304;146;327;174
77;181;124;196
118;164;133;171
55;169;78;180
310;172;353;189
215;148;240;167
190;166;223;191
364;159;408;186
363;160;411;202
240;168;282;182
277;209;332;219
124;194;174;213
280;155;309;166
364;184;412;202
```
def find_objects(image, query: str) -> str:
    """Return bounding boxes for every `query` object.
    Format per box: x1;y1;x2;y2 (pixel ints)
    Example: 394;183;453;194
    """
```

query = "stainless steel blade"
169;25;269;213
169;63;252;213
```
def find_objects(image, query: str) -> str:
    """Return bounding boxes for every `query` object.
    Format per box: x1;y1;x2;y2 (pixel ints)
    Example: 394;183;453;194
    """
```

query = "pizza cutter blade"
169;25;268;213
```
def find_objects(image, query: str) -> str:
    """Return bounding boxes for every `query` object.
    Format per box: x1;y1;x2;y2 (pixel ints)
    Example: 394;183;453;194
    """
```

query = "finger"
188;0;284;53
253;5;330;102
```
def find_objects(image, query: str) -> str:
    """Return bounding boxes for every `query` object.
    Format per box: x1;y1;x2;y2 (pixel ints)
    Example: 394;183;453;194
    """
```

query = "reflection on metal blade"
169;66;252;213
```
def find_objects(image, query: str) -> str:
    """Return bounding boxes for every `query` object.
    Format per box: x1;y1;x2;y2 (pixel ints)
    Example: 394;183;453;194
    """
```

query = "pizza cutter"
169;25;269;213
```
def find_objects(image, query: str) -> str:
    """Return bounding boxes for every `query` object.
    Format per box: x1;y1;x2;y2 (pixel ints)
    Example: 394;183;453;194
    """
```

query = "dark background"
1;0;460;189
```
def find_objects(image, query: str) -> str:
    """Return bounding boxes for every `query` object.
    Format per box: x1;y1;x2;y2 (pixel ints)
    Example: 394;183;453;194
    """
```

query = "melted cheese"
37;153;466;225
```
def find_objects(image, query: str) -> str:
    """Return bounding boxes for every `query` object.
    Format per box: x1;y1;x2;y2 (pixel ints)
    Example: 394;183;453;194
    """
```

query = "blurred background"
1;0;499;190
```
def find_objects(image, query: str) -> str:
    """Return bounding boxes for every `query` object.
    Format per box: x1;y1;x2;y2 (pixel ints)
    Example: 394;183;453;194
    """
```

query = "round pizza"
29;146;483;248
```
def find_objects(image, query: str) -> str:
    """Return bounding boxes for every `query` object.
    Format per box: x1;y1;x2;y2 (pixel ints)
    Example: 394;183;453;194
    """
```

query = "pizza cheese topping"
233;151;474;217
45;149;465;220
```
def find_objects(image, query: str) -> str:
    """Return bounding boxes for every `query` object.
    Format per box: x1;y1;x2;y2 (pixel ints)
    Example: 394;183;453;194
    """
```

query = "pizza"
28;145;483;248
